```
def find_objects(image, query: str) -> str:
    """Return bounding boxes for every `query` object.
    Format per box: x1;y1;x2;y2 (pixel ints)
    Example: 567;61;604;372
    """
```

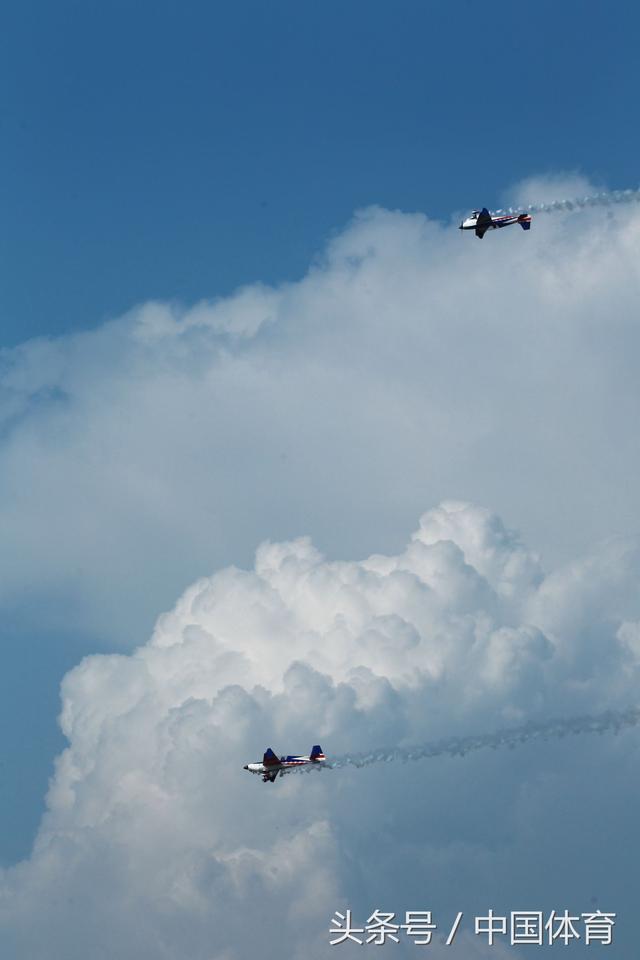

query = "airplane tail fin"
263;748;280;766
310;745;325;760
518;214;532;231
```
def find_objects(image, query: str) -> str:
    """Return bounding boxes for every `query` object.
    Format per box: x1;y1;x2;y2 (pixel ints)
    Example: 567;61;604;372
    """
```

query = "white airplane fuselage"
245;762;268;775
244;758;308;778
459;208;532;239
244;746;326;782
460;212;530;231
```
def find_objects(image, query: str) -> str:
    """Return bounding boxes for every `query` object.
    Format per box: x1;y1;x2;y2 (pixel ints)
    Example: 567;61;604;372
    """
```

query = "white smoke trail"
302;707;640;774
494;187;640;217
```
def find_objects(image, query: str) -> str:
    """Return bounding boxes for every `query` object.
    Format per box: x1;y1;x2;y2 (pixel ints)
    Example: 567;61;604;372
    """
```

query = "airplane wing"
475;207;493;240
262;748;282;783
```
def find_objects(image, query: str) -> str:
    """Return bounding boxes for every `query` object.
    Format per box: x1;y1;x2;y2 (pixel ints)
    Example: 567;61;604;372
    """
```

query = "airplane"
459;207;532;239
244;745;326;783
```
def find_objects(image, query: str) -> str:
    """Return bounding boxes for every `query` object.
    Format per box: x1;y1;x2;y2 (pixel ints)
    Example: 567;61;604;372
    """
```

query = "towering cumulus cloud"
2;174;640;648
2;501;640;958
2;177;640;956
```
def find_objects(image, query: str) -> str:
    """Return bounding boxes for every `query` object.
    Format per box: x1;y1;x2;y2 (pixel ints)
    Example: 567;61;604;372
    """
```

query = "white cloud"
2;176;640;955
503;172;597;208
1;177;640;645
1;500;639;957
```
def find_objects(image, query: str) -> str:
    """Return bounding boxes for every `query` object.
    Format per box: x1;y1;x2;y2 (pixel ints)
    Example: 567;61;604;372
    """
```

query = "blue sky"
1;0;638;346
1;3;640;956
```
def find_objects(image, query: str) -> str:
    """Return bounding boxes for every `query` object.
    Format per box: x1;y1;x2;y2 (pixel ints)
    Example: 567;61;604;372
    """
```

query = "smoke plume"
318;707;640;772
494;186;640;216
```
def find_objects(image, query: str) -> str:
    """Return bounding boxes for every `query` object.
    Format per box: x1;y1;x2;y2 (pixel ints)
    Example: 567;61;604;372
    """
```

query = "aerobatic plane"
244;745;326;782
459;207;532;239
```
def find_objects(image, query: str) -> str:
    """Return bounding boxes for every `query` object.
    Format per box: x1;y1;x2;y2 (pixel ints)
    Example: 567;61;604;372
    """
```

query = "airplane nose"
243;765;249;770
